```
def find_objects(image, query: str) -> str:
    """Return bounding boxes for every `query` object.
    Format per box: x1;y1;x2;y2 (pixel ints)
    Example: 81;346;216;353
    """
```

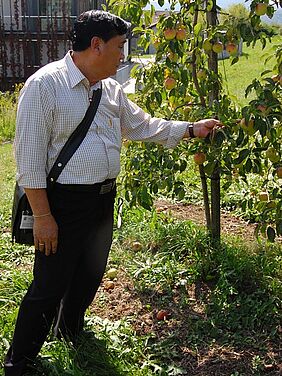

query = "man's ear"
90;36;102;54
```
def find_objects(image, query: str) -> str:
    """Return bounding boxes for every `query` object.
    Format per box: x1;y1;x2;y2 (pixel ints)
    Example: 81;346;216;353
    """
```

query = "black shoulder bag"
11;88;102;245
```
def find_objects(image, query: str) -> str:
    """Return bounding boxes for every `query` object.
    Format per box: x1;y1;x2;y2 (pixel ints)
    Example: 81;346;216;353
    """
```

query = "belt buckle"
99;182;113;194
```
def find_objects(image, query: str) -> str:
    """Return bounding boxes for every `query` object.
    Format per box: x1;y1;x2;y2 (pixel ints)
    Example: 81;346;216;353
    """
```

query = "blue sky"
145;0;282;23
145;0;246;10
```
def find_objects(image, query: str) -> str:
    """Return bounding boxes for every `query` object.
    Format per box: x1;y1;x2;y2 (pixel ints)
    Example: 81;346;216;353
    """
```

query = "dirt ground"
91;201;282;375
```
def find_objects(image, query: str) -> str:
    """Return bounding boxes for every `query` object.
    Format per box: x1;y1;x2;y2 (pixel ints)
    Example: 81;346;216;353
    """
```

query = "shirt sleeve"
14;77;55;188
118;89;187;148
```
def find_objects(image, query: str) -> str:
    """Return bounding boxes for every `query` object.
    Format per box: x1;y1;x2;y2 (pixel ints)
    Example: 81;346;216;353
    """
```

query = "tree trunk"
207;0;221;241
211;162;221;240
199;164;211;232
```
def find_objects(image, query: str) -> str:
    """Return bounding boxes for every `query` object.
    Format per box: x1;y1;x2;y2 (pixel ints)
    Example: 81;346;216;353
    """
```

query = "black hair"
70;10;131;51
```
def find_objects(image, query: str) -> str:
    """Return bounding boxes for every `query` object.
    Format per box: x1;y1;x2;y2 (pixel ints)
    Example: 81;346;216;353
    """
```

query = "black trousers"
5;181;116;375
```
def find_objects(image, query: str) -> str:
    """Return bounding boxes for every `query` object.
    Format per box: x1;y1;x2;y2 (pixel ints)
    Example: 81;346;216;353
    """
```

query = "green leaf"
245;158;252;173
276;221;282;236
233;149;250;165
194;23;202;37
267;226;276;242
230;56;239;66
155;91;162;106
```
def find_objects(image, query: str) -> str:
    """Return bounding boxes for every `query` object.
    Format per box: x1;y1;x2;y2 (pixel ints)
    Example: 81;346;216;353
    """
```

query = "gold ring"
39;243;45;246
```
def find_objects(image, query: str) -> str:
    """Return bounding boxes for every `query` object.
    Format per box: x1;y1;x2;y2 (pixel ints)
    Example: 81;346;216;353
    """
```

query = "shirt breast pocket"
97;115;122;148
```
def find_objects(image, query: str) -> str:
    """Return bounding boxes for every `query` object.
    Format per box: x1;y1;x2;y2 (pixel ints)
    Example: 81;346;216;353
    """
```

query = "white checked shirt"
14;52;188;188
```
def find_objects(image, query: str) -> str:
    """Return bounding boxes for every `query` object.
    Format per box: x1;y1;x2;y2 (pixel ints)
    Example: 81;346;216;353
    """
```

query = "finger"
38;242;45;253
44;241;51;256
51;238;58;254
34;237;39;250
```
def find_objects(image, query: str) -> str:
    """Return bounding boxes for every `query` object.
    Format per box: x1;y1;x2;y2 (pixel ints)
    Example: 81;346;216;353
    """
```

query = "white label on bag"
20;215;34;229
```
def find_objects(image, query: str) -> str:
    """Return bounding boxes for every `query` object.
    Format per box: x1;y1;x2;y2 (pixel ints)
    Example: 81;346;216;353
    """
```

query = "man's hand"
34;215;58;256
193;119;221;138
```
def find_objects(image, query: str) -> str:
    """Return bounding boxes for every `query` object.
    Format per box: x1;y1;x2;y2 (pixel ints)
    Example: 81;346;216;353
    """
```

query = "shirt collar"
64;51;101;91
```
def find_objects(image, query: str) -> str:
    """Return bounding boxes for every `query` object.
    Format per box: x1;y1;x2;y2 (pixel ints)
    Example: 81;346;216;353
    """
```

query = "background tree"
108;0;282;242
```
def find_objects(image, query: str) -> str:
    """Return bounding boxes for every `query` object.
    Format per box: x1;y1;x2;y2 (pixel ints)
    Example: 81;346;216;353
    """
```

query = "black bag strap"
47;88;102;186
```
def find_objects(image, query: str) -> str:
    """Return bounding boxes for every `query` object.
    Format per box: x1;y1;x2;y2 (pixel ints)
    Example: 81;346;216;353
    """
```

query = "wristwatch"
188;122;195;138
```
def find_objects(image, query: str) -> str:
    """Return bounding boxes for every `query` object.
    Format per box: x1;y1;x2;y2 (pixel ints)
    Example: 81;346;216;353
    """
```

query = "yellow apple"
168;51;178;62
164;77;176;90
255;3;268;16
203;38;212;52
176;28;187;41
240;118;255;135
212;41;223;54
107;268;118;279
164;28;176;40
266;147;280;163
196;69;207;80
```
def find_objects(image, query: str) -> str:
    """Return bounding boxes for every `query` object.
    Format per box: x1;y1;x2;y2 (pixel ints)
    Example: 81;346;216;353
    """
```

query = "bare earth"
91;201;282;375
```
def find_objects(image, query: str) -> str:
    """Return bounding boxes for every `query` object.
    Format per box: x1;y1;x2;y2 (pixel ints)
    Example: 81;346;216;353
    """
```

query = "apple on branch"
240;118;255;135
196;69;207;80
164;77;176;90
194;152;206;165
176;28;187;41
212;41;223;54
164;28;176;40
265;147;280;163
226;42;238;56
255;3;268;16
203;38;212;52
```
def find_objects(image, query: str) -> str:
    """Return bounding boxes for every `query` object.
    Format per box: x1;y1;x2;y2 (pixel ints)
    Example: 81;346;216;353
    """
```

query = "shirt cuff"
16;171;47;189
165;121;188;149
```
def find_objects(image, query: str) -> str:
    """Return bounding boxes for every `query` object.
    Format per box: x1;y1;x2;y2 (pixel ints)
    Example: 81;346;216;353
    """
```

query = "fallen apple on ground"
131;241;142;251
276;166;282;178
258;192;269;202
107;267;118;279
104;281;115;290
156;310;170;320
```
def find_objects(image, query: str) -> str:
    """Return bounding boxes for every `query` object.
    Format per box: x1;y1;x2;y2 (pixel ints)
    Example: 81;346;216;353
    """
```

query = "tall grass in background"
219;35;282;107
0;85;21;142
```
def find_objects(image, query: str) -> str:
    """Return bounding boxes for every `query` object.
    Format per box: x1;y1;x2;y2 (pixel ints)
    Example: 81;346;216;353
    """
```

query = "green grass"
0;142;281;374
218;35;282;107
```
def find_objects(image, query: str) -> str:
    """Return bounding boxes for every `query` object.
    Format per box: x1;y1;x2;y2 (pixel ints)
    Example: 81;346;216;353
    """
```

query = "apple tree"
107;0;282;242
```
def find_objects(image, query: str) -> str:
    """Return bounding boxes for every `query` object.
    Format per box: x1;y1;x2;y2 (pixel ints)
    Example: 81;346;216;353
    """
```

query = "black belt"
54;179;116;194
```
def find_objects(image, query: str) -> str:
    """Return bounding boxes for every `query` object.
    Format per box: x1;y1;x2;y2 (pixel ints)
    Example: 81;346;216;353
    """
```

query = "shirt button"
58;163;62;167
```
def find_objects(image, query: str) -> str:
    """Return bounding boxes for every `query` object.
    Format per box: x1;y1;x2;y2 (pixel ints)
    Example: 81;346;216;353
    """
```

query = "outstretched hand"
193;119;222;138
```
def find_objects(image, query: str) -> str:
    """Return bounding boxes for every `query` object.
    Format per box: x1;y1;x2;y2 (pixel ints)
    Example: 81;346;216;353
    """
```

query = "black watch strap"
188;123;195;138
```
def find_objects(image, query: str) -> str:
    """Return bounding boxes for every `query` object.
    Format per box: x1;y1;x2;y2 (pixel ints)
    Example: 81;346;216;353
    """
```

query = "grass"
0;143;281;374
218;35;282;107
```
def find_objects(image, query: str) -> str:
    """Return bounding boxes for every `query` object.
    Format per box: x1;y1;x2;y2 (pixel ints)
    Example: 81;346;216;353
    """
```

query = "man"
4;10;220;376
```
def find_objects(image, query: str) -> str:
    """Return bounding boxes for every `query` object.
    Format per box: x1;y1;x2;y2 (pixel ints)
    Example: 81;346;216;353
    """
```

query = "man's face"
98;34;126;78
